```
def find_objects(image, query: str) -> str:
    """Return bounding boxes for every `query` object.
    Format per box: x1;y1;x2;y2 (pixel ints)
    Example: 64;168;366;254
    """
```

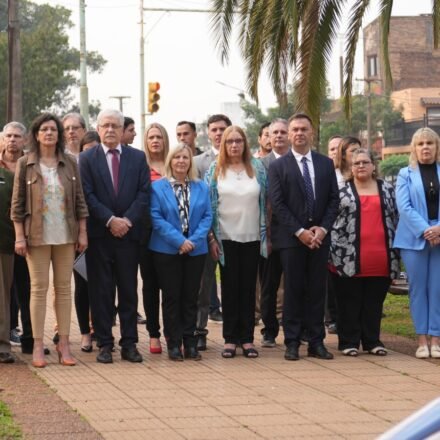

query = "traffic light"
148;82;160;113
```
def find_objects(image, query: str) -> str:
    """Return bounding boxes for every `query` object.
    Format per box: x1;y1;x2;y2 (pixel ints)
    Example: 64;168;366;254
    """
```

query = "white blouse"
217;168;260;242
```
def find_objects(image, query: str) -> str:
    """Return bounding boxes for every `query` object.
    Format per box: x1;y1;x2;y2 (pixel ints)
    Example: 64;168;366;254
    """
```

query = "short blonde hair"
164;143;197;181
409;127;440;169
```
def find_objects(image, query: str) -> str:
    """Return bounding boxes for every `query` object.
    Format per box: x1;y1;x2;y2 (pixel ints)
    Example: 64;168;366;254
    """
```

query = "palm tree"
210;0;440;126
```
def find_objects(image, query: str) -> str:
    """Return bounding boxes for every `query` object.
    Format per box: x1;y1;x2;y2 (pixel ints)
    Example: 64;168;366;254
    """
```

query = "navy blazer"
149;178;212;256
79;144;150;240
268;149;339;249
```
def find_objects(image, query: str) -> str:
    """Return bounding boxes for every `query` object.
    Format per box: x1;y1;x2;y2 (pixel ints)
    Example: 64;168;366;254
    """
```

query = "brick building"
363;15;440;157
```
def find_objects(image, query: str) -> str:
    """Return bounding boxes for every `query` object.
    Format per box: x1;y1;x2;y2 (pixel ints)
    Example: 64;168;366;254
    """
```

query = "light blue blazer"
394;164;440;250
149;177;212;256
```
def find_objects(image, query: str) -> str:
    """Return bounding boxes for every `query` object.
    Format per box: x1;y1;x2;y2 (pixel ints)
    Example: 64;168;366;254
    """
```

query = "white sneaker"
415;345;430;359
430;345;440;359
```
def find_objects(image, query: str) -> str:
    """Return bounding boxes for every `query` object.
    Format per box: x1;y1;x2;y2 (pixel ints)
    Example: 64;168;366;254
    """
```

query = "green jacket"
0;167;15;253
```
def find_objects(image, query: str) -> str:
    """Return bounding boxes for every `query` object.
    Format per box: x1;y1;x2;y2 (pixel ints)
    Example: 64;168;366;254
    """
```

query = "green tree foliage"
0;0;106;127
320;94;403;151
380;154;409;179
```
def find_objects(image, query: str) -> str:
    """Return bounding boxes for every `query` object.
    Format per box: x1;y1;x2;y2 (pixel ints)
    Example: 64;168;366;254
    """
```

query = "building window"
368;55;378;77
427;107;440;126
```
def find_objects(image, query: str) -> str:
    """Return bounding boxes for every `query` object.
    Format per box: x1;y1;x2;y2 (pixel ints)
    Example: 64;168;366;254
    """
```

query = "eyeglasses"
64;125;83;131
225;138;244;146
39;127;58;133
99;123;122;130
352;160;372;167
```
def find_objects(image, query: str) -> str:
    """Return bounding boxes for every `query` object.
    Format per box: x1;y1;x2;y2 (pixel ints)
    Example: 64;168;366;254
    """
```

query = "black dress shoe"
284;344;299;361
97;346;113;364
0;352;15;363
184;346;201;361
197;334;207;351
121;346;143;363
168;347;184;361
308;344;334;360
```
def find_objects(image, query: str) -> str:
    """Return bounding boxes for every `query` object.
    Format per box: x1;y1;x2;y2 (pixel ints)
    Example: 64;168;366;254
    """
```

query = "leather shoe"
197;334;207;351
184;346;201;361
168;346;184;361
284;344;299;361
0;352;14;363
308;344;334;360
96;346;113;364
121;346;143;363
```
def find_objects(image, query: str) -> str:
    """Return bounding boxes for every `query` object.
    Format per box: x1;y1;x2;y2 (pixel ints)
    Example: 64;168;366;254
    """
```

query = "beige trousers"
26;244;75;339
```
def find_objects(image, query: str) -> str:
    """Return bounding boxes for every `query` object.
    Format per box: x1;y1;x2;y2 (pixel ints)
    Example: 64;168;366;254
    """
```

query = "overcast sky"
34;0;433;148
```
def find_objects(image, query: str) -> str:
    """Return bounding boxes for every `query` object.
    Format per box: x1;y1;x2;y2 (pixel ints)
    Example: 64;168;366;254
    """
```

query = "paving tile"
101;429;184;440
90;418;168;432
84;408;155;422
175;427;261;439
217;403;290;416
233;414;313;426
251;424;333;437
165;415;240;429
147;405;223;418
325;421;392;435
371;409;414;423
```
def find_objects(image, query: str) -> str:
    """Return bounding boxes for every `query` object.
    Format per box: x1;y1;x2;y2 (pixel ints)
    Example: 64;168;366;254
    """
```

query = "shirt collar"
291;148;312;162
102;144;122;155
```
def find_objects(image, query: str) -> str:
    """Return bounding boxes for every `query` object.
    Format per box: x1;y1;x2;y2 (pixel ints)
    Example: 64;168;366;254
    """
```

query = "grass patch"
381;293;416;339
0;401;22;439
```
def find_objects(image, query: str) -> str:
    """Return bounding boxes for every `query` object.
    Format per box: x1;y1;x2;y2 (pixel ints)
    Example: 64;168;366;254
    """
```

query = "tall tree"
0;0;106;126
210;0;440;126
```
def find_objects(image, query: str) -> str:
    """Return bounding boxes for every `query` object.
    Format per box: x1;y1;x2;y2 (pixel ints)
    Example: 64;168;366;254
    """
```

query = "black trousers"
153;252;205;349
332;274;390;351
325;272;338;324
259;250;283;338
11;255;32;347
87;236;139;349
139;246;161;338
280;245;328;348
220;240;260;345
73;252;90;335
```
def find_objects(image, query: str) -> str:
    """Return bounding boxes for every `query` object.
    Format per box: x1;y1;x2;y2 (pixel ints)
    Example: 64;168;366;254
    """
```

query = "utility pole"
356;78;380;150
79;0;89;128
140;0;145;146
7;0;22;122
109;96;131;112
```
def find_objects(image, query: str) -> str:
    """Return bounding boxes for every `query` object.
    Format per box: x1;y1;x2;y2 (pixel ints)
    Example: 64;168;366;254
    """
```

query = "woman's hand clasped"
209;239;221;261
179;239;195;255
424;226;440;247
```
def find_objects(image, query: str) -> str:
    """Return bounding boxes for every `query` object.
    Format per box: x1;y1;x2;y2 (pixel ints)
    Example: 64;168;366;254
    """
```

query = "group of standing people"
1;108;440;368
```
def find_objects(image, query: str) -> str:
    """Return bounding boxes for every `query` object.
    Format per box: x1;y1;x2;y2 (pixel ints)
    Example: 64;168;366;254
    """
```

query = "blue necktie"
301;157;314;221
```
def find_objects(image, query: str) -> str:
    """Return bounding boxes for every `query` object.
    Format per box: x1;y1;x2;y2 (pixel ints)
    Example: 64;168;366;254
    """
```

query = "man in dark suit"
269;113;339;361
259;119;289;347
79;109;150;364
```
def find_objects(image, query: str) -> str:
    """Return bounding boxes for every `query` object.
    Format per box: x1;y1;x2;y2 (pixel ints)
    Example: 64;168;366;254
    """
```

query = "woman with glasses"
206;126;268;359
394;127;440;359
11;113;88;367
330;148;399;357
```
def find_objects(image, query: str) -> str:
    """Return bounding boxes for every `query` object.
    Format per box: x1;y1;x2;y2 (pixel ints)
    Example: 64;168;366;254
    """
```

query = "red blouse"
150;167;163;182
357;195;388;277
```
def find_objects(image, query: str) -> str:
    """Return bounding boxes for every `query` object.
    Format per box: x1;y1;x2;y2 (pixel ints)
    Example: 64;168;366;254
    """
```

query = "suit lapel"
162;180;180;218
118;146;129;195
188;181;199;219
287;150;306;199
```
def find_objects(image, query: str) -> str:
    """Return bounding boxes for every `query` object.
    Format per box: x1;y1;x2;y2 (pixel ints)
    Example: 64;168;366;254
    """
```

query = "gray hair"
3;121;27;136
269;118;288;134
62;112;86;129
409;127;440;169
97;109;124;127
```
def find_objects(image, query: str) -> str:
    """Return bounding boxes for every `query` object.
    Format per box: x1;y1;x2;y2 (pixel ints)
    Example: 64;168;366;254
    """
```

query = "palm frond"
343;0;371;121
209;0;239;64
379;0;393;92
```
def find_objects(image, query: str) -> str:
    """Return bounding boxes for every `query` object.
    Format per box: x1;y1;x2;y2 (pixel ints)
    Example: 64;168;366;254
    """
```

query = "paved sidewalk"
7;299;440;440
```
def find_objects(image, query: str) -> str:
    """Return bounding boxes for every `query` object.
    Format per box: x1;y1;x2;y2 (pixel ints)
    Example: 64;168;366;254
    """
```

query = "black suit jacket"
268;149;339;249
79;144;150;241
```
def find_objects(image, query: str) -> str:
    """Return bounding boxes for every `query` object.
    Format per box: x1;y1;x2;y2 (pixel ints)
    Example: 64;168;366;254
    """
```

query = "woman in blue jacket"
149;143;212;361
394;127;440;359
